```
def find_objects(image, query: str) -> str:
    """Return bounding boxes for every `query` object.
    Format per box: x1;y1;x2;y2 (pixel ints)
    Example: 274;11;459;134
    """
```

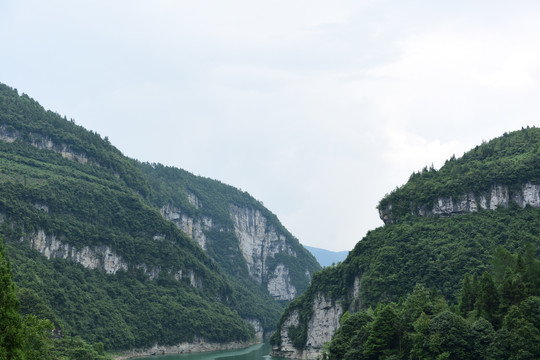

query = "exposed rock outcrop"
0;125;89;164
28;229;128;274
272;277;361;359
229;205;301;300
380;182;540;224
162;201;310;300
23;229;203;287
114;338;258;360
160;204;211;250
267;264;297;300
246;318;264;341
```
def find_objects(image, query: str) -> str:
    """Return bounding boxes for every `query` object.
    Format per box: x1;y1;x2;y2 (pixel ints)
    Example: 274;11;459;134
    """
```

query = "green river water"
135;342;288;360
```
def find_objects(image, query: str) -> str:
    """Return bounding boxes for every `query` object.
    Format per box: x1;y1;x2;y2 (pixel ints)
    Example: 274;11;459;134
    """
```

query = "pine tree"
522;243;539;295
363;305;398;359
459;274;476;314
0;240;25;359
475;272;500;326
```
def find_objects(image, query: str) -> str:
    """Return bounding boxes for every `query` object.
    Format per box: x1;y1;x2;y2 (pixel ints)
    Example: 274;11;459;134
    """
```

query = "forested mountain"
0;82;319;355
271;127;540;359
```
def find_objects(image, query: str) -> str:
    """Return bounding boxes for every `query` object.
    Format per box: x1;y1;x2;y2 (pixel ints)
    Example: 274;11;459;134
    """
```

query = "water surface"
136;342;287;360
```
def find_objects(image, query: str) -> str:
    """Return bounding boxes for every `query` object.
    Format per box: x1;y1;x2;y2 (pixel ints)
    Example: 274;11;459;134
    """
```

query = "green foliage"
138;162;320;297
1;239;112;360
378;127;540;222
0;82;292;349
322;246;540;360
0;240;25;359
274;128;540;358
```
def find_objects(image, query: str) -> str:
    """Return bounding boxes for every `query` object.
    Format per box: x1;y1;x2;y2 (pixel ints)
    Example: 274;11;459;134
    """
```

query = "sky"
1;1;540;251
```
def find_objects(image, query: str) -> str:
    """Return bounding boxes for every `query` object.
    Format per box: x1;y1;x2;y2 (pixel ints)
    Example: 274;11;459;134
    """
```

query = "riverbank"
112;339;260;359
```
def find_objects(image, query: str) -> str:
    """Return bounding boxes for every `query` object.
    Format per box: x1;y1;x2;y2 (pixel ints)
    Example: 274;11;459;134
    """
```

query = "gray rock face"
272;310;301;358
380;182;540;224
304;293;344;357
267;264;297;300
24;229;203;287
161;202;307;301
0;126;89;164
272;277;362;359
229;205;299;300
160;204;211;250
246;318;264;341
29;229;128;274
117;338;258;359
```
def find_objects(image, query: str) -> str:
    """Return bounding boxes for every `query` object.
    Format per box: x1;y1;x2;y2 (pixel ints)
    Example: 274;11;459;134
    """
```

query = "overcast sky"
1;1;539;251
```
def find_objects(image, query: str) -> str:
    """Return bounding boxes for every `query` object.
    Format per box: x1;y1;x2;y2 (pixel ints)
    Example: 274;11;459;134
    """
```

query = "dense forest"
378;127;540;223
138;162;320;301
323;245;540;359
271;127;540;359
0;81;318;356
1;239;111;360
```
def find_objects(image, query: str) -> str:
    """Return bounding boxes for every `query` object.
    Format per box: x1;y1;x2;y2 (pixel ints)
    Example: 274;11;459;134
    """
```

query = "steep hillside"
139;163;320;302
0;82;317;351
379;127;540;224
271;128;540;359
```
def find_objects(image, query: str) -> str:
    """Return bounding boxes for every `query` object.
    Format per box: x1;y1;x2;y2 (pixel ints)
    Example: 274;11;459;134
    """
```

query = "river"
135;342;288;360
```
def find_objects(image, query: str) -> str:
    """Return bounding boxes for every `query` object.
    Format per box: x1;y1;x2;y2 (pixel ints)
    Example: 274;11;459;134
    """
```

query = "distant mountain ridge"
303;246;348;267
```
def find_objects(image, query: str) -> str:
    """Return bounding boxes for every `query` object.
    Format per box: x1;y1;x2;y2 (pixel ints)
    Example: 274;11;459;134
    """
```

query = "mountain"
0;82;320;352
271;127;540;359
138;163;321;302
303;246;348;267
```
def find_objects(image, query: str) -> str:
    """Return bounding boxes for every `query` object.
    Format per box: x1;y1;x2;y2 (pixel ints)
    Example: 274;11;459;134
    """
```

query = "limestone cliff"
380;182;540;224
229;204;301;300
160;202;211;251
0;125;89;165
22;228;203;287
161;200;312;301
271;277;361;359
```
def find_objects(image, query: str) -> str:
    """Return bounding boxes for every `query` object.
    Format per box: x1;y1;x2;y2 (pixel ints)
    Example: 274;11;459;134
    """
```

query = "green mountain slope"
379;127;540;224
139;163;320;301
0;82;318;351
271;127;540;359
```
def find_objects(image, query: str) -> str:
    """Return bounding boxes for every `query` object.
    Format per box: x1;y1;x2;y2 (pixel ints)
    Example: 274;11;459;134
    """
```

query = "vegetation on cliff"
323;245;540;360
0;82;317;351
139;162;320;301
1;239;112;360
272;128;540;356
378;127;540;223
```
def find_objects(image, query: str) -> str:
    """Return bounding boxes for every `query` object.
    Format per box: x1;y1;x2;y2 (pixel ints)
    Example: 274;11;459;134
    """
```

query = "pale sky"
1;1;539;251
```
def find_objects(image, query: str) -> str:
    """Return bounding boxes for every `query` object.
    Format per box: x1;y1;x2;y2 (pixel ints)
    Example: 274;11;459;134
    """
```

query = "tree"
499;268;526;310
427;311;470;360
522;243;539;295
492;246;514;284
363;305;398;359
469;318;495;360
459;274;476;314
0;240;25;359
476;272;500;326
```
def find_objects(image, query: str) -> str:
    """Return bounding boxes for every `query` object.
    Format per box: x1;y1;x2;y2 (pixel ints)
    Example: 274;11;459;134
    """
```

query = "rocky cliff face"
380;182;540;224
229;205;302;301
160;203;211;250
161;199;310;301
117;338;258;359
22;228;203;287
272;277;361;359
0;125;89;164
